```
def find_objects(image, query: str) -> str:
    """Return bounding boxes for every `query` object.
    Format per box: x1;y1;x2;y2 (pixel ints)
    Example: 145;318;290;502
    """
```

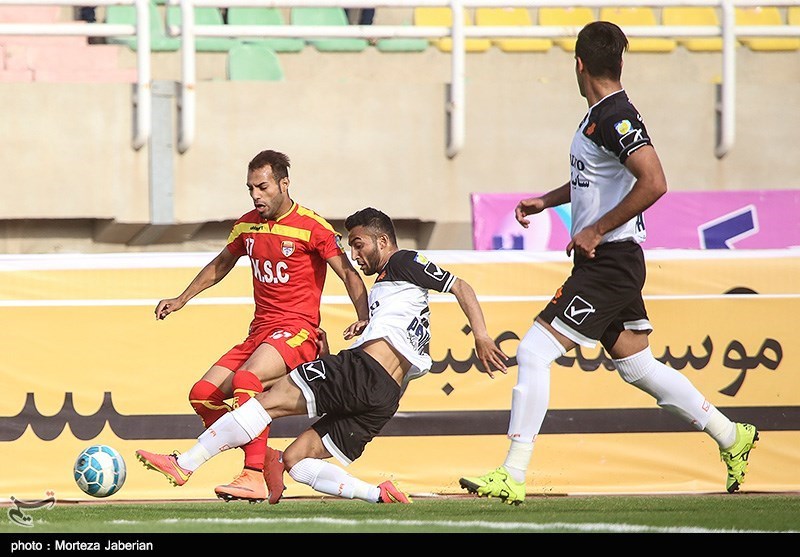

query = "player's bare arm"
567;146;667;259
515;182;571;228
326;252;370;339
155;248;239;320
449;278;509;378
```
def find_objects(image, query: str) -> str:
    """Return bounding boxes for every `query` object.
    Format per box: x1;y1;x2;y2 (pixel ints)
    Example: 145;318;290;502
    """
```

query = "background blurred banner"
472;190;800;251
0;250;797;500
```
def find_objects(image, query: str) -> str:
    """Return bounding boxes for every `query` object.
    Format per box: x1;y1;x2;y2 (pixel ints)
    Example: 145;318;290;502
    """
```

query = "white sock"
616;347;715;430
508;322;565;442
177;399;272;472
504;440;533;483
703;407;737;449
288;458;381;503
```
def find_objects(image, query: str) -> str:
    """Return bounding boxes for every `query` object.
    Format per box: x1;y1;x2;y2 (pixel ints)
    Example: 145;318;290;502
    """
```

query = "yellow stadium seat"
736;7;800;51
474;7;552;53
414;7;491;53
598;7;676;52
537;7;594;52
790;7;800;26
662;7;722;52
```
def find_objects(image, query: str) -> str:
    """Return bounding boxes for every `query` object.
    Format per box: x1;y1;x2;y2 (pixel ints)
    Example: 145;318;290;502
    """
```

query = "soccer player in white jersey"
137;207;509;503
459;21;758;505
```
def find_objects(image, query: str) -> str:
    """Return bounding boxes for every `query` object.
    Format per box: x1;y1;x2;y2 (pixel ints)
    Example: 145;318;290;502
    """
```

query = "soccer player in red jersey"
153;150;369;503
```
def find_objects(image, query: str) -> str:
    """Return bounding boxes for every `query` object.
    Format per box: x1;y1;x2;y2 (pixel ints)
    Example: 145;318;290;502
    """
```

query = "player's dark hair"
345;207;397;246
249;150;290;182
575;21;628;81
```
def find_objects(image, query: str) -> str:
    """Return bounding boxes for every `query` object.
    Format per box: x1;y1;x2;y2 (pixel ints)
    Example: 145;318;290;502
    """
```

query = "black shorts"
288;349;401;465
538;241;653;351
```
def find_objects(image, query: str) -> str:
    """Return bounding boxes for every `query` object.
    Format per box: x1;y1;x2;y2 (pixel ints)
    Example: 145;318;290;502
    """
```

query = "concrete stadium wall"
1;46;798;252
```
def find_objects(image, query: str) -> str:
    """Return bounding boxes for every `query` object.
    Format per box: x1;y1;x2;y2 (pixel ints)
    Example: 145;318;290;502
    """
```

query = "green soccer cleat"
720;423;759;493
459;466;525;506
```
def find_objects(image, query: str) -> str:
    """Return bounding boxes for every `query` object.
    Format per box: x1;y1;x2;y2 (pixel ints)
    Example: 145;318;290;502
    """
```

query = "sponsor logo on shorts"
299;360;326;382
564;295;595;325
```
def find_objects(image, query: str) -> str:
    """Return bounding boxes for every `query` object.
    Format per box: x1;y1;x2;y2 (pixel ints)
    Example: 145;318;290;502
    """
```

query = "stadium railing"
1;1;798;158
0;0;152;150
164;0;800;159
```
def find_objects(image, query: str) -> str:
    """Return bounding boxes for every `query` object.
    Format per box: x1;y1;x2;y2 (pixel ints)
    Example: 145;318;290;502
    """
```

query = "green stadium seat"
226;42;285;81
290;7;368;52
166;6;237;52
105;0;180;52
226;7;305;53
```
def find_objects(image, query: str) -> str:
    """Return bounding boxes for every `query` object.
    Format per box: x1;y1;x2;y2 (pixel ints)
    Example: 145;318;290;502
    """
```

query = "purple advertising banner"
471;190;800;250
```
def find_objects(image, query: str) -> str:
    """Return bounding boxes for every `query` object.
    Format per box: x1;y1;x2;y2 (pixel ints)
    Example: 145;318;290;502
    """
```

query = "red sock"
232;370;267;471
188;380;230;428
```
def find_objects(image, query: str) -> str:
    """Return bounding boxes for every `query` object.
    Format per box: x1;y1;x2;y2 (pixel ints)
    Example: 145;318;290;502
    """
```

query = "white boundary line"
106;516;796;534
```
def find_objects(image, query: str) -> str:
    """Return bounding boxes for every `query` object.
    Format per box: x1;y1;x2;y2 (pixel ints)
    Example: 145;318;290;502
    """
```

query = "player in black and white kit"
137;207;508;504
460;21;758;505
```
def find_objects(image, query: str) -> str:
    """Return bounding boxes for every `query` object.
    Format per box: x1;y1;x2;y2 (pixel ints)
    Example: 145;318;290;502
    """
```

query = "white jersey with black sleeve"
569;89;652;245
348;249;456;385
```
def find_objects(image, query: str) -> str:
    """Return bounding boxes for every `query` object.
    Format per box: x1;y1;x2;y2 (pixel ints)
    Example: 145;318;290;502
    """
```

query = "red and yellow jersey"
226;202;344;331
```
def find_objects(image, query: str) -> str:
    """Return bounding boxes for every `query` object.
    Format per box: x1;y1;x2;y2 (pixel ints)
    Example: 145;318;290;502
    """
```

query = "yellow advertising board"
0;250;797;501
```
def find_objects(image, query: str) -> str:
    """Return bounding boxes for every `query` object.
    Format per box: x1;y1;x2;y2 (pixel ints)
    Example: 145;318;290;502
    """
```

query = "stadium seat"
226;42;285;81
166;6;237;52
413;7;491;53
736;7;800;51
290;7;368;52
226;7;305;53
598;7;677;52
790;6;800;25
662;7;722;52
375;22;429;52
474;7;552;52
537;7;594;52
105;0;180;52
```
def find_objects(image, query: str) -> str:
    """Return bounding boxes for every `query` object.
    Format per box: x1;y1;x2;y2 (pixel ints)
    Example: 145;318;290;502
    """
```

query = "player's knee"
517;321;565;372
613;346;657;383
188;379;225;405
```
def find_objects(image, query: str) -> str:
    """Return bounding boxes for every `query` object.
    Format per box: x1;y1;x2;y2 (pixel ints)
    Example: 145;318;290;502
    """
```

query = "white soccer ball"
73;444;127;498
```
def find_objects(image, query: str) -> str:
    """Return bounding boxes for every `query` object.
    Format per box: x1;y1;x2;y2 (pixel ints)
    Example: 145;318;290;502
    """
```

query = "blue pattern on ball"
73;444;127;498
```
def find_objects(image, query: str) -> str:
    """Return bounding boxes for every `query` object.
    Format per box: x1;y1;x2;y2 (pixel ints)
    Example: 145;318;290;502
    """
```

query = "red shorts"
215;323;320;372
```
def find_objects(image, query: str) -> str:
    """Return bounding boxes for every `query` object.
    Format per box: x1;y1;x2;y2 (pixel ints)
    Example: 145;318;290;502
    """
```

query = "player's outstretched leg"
135;450;192;487
459;466;525;506
721;423;759;493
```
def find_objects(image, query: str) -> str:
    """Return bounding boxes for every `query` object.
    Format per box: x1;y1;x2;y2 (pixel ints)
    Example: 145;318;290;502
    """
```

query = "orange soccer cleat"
135;450;192;487
214;468;267;503
263;446;286;505
378;480;412;504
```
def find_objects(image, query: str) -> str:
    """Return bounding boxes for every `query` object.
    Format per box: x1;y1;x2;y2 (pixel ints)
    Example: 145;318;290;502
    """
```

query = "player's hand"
566;224;602;259
154;297;185;320
474;335;509;379
515;197;546;229
343;319;368;341
315;327;330;356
